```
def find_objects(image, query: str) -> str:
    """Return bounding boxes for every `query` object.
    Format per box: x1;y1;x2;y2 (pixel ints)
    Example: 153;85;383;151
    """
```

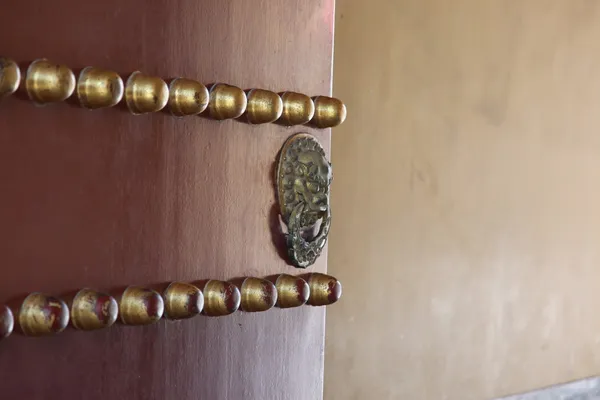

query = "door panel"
0;1;333;398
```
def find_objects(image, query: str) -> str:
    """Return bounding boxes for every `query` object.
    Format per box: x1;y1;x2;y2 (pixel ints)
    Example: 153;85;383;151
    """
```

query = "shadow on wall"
498;377;600;400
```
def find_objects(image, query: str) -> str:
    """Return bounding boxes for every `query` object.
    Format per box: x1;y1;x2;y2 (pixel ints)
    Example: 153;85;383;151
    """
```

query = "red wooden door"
0;1;334;398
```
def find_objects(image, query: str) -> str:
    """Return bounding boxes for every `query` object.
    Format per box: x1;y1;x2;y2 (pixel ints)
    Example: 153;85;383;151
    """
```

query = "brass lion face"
277;133;332;268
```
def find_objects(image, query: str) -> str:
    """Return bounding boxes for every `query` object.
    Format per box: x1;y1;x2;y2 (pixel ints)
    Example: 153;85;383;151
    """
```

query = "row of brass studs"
0;273;341;339
0;57;347;128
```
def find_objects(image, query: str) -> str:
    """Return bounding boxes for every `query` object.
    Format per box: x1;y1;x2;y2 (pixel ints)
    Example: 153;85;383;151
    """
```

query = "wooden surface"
0;1;333;399
327;0;600;399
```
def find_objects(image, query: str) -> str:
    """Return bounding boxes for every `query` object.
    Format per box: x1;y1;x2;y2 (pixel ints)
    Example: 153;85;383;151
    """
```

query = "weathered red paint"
327;280;342;304
43;299;68;332
223;283;241;313
186;291;202;315
260;281;277;307
143;291;162;318
94;295;115;323
295;278;310;304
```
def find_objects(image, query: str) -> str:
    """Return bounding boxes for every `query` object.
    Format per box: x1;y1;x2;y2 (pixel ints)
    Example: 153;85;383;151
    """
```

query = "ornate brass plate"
277;133;332;268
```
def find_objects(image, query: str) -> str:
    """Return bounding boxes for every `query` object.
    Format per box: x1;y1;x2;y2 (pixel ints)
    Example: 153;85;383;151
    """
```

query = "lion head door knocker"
276;133;332;268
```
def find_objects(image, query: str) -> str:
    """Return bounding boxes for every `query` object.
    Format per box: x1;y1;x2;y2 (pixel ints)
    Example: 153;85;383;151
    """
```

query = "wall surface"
326;1;600;399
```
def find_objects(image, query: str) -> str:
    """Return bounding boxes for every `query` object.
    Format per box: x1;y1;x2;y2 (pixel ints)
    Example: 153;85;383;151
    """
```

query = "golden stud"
245;89;283;124
19;293;69;336
163;282;204;320
274;274;310;308
307;273;342;306
26;59;76;104
70;288;118;331
310;96;347;128
77;67;124;109
168;78;209;116
119;286;164;325
125;71;169;115
0;57;20;98
278;91;315;126
207;83;247;120
200;280;241;316
239;277;278;312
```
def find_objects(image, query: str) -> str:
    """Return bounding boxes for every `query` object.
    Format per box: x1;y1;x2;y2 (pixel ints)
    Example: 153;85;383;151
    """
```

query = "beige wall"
326;1;600;399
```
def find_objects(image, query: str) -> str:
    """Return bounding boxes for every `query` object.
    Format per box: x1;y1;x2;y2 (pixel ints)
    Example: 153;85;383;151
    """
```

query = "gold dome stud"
310;96;347;128
125;71;169;115
0;305;14;339
26;59;76;105
239;277;278;312
119;286;164;325
163;282;204;320
278;92;315;126
0;57;21;98
306;273;342;306
70;288;118;331
200;280;241;317
207;83;247;120
274;274;310;309
245;89;283;124
77;67;124;109
19;293;70;336
168;78;209;116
